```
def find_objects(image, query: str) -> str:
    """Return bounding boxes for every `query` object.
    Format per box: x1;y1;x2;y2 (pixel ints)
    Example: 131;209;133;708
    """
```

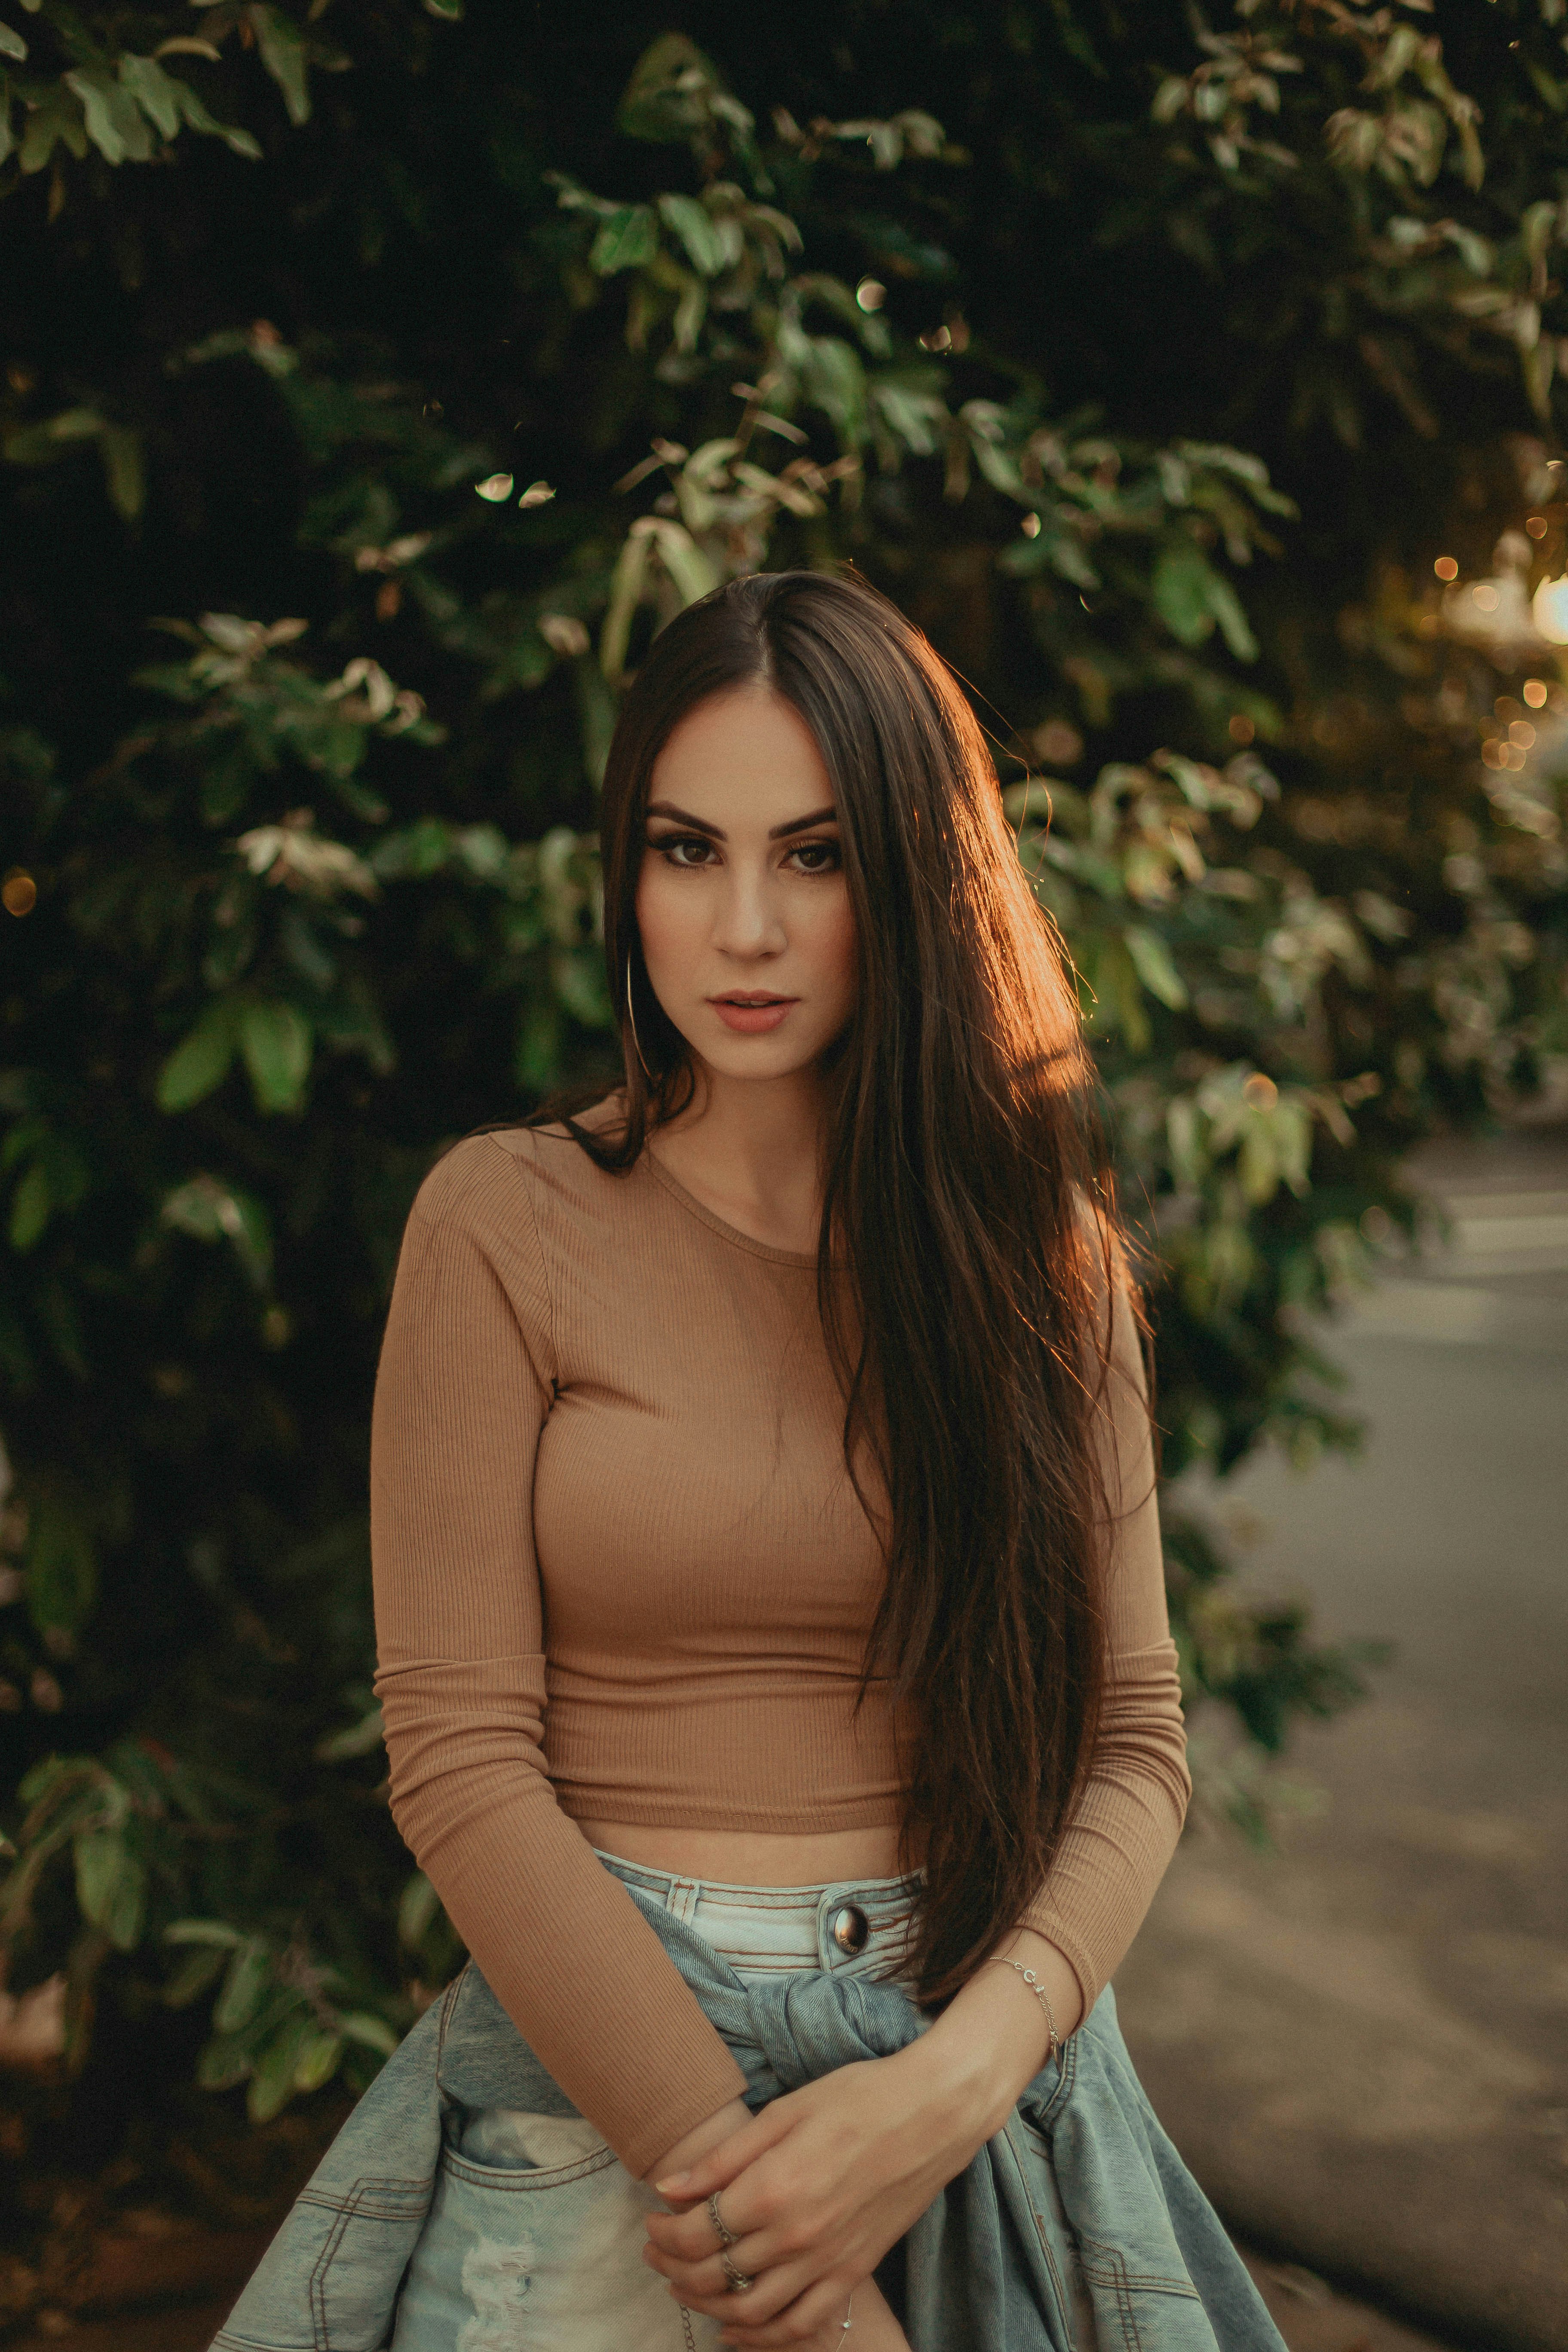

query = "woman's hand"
640;2043;980;2345
735;2271;907;2351
644;2095;756;2202
642;1928;1078;2345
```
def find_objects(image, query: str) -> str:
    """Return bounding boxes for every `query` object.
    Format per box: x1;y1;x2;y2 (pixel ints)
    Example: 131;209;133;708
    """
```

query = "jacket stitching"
438;2144;619;2191
999;2121;1074;2345
435;1963;470;2074
306;2177;433;2349
308;2183;362;2352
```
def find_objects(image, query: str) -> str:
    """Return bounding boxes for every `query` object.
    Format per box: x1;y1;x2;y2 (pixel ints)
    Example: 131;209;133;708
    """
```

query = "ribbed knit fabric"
370;1105;1190;2177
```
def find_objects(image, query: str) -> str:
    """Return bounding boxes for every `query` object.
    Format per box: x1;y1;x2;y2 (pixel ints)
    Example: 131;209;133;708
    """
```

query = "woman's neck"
647;1063;828;1256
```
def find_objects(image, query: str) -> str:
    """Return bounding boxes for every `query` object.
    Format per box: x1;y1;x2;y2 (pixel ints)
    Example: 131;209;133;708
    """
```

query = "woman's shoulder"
409;1096;636;1243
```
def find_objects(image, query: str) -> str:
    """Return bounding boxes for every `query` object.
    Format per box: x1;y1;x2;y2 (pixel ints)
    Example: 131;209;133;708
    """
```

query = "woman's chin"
686;1030;834;1086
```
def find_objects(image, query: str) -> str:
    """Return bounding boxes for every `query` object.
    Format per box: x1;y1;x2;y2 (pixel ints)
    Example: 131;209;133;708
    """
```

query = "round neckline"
643;1145;818;1269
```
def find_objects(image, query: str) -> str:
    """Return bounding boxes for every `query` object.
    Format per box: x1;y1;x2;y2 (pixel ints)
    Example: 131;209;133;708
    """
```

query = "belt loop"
665;1877;702;1927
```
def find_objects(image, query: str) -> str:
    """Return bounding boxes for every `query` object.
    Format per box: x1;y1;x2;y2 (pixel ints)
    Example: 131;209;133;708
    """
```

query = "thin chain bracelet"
680;2288;854;2346
989;1958;1060;2064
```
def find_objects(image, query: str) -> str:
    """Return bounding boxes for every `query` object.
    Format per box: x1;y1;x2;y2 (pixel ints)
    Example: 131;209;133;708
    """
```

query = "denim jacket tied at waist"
210;1881;1284;2352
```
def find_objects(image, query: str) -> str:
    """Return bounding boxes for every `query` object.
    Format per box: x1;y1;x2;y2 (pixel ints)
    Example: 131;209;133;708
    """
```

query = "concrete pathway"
1117;1131;1568;2352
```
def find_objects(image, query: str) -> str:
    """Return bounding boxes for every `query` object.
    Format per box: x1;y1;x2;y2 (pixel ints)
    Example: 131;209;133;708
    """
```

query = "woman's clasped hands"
642;2041;991;2350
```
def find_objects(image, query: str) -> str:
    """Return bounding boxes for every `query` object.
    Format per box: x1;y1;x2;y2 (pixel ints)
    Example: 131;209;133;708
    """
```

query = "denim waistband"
592;1848;922;1983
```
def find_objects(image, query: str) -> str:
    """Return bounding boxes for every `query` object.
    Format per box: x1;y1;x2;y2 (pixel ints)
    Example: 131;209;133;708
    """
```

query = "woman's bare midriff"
576;1819;919;1887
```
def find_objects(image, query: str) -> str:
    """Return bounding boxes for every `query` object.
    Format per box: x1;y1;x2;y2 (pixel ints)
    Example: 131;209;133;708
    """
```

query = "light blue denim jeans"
388;1855;930;2351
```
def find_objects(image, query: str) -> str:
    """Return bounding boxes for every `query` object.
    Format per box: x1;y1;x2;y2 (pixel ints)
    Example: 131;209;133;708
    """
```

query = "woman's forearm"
897;1926;1084;2149
645;1920;1079;2194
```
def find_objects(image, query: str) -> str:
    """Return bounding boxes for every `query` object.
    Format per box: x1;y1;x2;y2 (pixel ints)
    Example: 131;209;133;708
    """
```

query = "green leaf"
337;2009;398;2057
589;205;658;276
800;336;867;439
249;4;310;127
196;2032;254;2092
1204;570;1259;663
26;1498;98;1642
238;1000;312;1114
617;33;736;144
550;947;612;1030
9;1158;49;1251
214;1938;273;2034
315;1702;385;1761
292;2027;343;2094
74;1827;147;1951
1167;1097;1205;1190
1238;1118;1280;1204
0;21;26;60
248;2009;314;2122
19;88;88;173
599;525;653;684
1081;935;1150;1053
657;193;727;277
4;407;102;463
397;1870;441;1950
18;1754;101;1813
64;68;154;165
1151;540;1258;661
157;998;239;1112
1123;925;1189;1011
167;76;263;160
164;1919;247;1949
164;1943;231;2009
646;517;720;608
1152;541;1219;646
161;1176;274;1289
99;425;144;522
117;53;181;140
514;996;562;1092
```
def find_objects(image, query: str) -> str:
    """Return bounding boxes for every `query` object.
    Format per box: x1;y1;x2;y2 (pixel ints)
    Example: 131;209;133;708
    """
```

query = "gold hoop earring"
625;960;653;1082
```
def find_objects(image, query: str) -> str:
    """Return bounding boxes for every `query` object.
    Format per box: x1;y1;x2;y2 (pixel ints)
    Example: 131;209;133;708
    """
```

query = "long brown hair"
558;570;1121;2001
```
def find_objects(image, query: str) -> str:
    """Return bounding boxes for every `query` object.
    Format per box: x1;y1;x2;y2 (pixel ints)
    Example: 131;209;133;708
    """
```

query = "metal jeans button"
830;1903;870;1955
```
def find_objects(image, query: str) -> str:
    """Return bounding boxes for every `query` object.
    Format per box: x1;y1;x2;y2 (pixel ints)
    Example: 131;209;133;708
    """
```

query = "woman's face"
634;684;858;1086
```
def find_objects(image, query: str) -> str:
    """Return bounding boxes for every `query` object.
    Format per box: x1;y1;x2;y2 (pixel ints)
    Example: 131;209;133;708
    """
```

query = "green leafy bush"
1;2;1564;2161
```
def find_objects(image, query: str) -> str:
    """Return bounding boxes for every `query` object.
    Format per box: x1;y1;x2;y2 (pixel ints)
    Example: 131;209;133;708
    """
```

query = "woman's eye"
649;835;714;868
789;841;841;873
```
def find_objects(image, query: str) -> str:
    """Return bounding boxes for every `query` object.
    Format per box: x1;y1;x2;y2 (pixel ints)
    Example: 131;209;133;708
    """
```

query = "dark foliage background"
1;0;1565;2251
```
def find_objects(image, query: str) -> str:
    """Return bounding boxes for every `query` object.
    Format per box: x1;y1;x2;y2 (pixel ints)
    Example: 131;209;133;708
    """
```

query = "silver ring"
721;2253;755;2294
707;2190;737;2248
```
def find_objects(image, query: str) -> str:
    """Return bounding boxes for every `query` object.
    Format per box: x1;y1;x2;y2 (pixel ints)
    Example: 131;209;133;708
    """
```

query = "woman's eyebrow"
768;805;839;839
644;800;839;841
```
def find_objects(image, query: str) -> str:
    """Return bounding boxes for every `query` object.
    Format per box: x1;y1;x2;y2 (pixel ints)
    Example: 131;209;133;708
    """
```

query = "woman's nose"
712;867;785;959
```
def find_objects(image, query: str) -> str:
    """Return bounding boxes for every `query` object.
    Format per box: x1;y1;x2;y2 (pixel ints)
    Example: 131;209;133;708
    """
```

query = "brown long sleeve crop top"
370;1102;1191;2177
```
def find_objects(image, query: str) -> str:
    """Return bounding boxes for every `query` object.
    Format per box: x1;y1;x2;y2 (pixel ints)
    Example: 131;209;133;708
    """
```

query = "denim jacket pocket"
212;2175;435;2352
388;2122;700;2352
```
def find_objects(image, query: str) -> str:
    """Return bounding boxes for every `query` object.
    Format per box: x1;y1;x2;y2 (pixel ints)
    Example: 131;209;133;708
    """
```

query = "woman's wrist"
643;2095;753;2191
903;1931;1084;2146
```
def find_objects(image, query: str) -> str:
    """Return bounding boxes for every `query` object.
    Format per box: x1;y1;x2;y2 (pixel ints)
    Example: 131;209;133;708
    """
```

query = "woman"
215;570;1284;2352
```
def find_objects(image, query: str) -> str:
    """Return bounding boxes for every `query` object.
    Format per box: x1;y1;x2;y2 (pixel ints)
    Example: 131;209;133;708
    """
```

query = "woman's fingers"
649;2192;780;2267
653;2105;790;2206
645;2237;805;2323
646;2194;826;2301
648;2233;851;2331
712;2270;862;2348
646;2200;737;2261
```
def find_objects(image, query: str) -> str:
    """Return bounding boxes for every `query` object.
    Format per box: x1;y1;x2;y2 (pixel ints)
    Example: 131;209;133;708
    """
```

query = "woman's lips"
709;995;798;1034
